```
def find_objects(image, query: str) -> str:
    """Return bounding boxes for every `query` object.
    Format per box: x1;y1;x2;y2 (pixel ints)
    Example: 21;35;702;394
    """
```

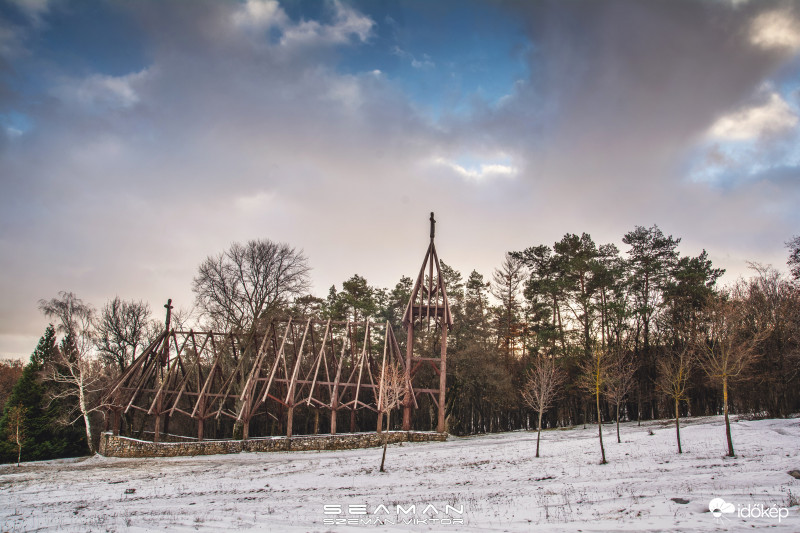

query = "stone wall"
99;431;447;458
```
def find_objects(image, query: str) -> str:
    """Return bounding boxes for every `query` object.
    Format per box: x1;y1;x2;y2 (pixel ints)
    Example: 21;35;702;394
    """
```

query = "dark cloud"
1;0;798;357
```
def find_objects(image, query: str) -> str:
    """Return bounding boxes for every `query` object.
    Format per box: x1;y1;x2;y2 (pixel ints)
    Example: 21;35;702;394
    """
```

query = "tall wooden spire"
402;212;450;433
402;212;453;330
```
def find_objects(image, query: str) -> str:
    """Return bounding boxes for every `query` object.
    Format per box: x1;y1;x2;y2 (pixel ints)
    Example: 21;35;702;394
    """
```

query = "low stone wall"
99;431;447;458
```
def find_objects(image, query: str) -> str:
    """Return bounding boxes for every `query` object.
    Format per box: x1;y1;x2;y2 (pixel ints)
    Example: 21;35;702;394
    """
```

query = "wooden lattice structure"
102;213;451;440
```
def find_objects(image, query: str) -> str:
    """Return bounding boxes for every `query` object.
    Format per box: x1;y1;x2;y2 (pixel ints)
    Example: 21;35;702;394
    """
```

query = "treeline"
306;226;800;438
1;226;798;462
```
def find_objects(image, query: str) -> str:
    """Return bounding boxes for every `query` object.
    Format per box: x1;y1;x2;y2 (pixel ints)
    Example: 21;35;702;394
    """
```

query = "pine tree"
31;324;59;369
0;326;86;463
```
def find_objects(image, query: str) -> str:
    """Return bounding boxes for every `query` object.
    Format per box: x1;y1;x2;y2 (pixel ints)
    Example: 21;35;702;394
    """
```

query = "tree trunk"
380;411;390;472
616;402;621;444
596;387;606;464
16;421;21;466
675;396;682;454
79;384;95;454
536;410;543;458
723;378;734;457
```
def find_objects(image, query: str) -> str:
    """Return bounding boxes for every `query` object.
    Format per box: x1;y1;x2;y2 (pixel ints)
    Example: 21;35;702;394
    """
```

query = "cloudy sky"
1;0;799;358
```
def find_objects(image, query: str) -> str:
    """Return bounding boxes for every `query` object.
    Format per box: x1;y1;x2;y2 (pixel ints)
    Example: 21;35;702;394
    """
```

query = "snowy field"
1;416;798;532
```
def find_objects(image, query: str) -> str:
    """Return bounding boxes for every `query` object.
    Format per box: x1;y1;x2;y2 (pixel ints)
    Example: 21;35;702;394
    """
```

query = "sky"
1;0;799;359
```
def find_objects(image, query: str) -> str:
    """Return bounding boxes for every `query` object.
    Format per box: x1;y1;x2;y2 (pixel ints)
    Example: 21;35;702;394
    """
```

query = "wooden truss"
101;213;451;440
102;318;425;440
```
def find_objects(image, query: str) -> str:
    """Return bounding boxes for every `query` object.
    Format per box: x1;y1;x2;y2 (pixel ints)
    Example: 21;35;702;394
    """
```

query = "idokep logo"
708;497;791;524
708;498;735;519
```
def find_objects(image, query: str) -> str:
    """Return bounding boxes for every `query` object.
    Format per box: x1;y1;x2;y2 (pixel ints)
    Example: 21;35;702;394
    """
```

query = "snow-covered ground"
1;416;798;532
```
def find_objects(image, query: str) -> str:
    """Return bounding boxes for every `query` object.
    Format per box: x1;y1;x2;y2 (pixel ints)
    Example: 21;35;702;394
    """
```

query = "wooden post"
154;412;162;443
198;417;204;441
287;406;294;438
438;324;447;433
402;326;413;431
161;299;173;366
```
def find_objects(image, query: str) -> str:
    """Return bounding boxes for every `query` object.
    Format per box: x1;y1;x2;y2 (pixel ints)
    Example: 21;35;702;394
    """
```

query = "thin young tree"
377;361;406;473
6;404;26;466
697;295;757;457
605;349;638;444
656;344;693;453
521;355;565;457
580;346;611;464
39;291;103;454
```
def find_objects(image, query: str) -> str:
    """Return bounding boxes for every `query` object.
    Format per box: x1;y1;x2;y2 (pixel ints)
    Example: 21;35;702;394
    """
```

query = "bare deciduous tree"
787;235;800;282
377;362;406;473
95;297;159;373
7;404;26;466
656;344;693;453
521;355;565;457
193;239;311;333
605;349;638;444
697;295;758;457
580;347;611;464
39;291;104;454
193;240;310;438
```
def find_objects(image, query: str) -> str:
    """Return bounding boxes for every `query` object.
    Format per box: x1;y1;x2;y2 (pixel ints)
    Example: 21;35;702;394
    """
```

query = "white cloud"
707;92;798;141
232;0;288;30
54;69;150;110
411;55;435;70
235;191;276;213
750;9;800;52
392;46;435;69
8;0;51;26
233;0;372;48
280;1;373;47
433;157;518;182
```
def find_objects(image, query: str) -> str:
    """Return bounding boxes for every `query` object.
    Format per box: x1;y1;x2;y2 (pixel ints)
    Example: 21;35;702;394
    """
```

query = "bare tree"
521;355;565;457
193;239;311;333
605;349;638;444
697;295;757;457
6;404;26;466
787;235;800;282
39;291;103;454
95;297;159;373
656;344;693;453
0;359;24;409
193;240;310;438
742;264;800;417
377;362;406;473
580;347;611;464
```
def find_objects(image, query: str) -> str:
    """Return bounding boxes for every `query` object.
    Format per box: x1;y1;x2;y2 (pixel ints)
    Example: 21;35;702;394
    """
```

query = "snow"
1;415;798;532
